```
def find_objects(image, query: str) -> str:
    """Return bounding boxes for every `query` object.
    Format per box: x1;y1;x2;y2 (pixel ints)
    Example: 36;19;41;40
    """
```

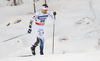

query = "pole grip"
53;11;57;20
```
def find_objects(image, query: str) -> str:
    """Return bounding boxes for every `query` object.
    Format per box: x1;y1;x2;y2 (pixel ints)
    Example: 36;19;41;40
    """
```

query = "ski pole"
3;33;28;42
45;0;47;4
33;0;36;13
52;11;57;54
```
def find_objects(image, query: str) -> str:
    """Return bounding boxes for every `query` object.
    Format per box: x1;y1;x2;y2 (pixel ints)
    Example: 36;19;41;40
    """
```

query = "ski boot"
40;52;44;55
31;47;36;55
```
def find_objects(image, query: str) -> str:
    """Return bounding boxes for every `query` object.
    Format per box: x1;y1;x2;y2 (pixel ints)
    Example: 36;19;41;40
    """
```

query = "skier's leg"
40;37;44;55
33;37;40;47
32;27;44;55
31;37;40;55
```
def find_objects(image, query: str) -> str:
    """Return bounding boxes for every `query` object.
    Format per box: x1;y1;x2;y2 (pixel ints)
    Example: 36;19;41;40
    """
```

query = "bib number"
40;20;45;23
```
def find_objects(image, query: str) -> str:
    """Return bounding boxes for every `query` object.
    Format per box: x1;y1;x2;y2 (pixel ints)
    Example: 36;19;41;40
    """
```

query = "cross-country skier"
28;4;56;55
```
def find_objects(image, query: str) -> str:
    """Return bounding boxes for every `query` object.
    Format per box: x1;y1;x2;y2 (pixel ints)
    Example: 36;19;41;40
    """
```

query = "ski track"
0;0;100;61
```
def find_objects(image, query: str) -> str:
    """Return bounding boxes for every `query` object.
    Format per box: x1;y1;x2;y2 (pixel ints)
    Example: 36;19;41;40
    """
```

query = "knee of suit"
34;37;44;47
33;37;40;47
40;38;44;45
40;43;44;47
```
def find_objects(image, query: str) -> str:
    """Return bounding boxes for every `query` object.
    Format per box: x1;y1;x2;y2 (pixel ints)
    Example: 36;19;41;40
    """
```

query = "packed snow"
0;0;100;61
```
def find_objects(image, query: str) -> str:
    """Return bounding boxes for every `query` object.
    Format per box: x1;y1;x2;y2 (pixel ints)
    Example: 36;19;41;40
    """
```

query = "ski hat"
42;6;48;10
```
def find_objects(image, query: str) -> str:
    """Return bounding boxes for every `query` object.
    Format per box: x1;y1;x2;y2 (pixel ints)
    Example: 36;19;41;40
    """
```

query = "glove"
28;29;32;34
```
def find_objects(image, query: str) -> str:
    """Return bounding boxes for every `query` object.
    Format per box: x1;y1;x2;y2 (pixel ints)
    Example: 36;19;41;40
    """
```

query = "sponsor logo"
38;15;48;20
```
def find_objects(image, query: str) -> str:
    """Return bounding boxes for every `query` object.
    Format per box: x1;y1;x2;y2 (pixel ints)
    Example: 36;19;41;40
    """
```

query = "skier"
27;4;56;55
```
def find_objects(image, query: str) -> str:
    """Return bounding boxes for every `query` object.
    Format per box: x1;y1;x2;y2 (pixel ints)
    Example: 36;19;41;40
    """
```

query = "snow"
0;0;100;61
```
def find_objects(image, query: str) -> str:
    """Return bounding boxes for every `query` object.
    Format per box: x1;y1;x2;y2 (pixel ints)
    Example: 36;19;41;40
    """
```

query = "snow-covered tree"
6;0;23;6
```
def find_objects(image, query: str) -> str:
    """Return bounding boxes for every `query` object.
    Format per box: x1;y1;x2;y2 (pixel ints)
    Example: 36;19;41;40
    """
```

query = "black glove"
53;11;57;15
28;29;32;34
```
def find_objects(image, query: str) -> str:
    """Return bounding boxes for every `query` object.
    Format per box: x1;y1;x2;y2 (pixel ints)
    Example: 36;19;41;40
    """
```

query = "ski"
18;55;34;57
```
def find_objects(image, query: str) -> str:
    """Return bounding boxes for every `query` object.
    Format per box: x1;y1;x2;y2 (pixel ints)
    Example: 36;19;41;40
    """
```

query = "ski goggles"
42;6;48;10
44;6;48;8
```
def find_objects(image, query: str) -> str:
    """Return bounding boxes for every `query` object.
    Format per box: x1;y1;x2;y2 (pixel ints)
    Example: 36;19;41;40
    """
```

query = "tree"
14;0;17;6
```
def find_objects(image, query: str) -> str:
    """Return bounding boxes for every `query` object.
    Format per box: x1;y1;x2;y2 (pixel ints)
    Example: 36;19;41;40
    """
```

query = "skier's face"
42;9;48;14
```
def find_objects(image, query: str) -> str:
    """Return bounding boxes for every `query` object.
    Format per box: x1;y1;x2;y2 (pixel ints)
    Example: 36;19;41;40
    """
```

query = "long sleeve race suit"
29;11;55;39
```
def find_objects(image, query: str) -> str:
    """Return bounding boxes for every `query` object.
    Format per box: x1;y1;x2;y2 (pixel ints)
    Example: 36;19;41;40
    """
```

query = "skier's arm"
28;14;37;34
47;12;56;21
29;14;37;28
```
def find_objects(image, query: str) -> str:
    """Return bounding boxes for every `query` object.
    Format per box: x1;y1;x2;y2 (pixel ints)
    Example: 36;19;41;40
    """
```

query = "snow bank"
0;0;100;61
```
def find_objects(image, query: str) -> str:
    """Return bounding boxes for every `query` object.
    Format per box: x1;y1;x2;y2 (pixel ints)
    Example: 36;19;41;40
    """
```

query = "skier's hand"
28;29;32;34
53;11;57;15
